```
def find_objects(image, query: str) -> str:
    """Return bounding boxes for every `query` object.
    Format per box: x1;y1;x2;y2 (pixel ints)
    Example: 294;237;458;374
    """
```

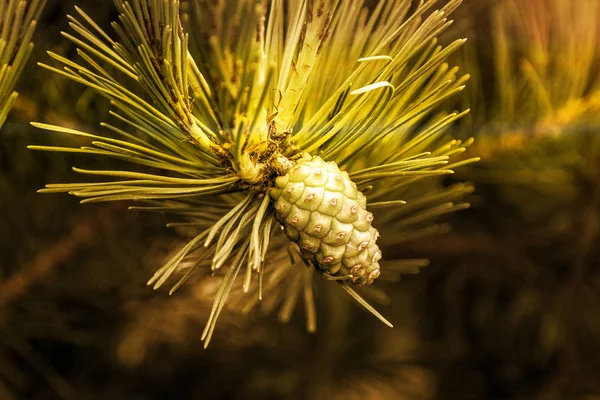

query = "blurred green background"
1;0;600;399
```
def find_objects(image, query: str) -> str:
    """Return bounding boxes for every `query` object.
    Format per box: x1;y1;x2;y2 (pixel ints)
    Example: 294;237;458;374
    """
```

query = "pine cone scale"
270;155;381;285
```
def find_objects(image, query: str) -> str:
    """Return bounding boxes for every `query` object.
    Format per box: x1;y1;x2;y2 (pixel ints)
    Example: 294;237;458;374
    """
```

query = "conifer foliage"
0;0;46;127
30;0;477;345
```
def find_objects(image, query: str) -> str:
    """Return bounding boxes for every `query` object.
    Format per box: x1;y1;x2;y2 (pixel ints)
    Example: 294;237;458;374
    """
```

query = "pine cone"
269;155;382;285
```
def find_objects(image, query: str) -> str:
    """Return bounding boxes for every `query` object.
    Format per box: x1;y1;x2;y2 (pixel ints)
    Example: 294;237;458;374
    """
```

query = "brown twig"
0;203;126;307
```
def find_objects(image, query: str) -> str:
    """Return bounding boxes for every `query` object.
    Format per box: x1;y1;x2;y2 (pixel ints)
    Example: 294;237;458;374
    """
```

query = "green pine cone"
269;155;382;286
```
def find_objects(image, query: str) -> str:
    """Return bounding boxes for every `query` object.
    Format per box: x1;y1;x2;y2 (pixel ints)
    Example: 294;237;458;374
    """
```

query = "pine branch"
29;0;478;343
0;0;46;127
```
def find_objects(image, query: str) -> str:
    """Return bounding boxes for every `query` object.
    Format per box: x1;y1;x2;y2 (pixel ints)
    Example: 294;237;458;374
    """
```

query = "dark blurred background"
2;0;600;399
